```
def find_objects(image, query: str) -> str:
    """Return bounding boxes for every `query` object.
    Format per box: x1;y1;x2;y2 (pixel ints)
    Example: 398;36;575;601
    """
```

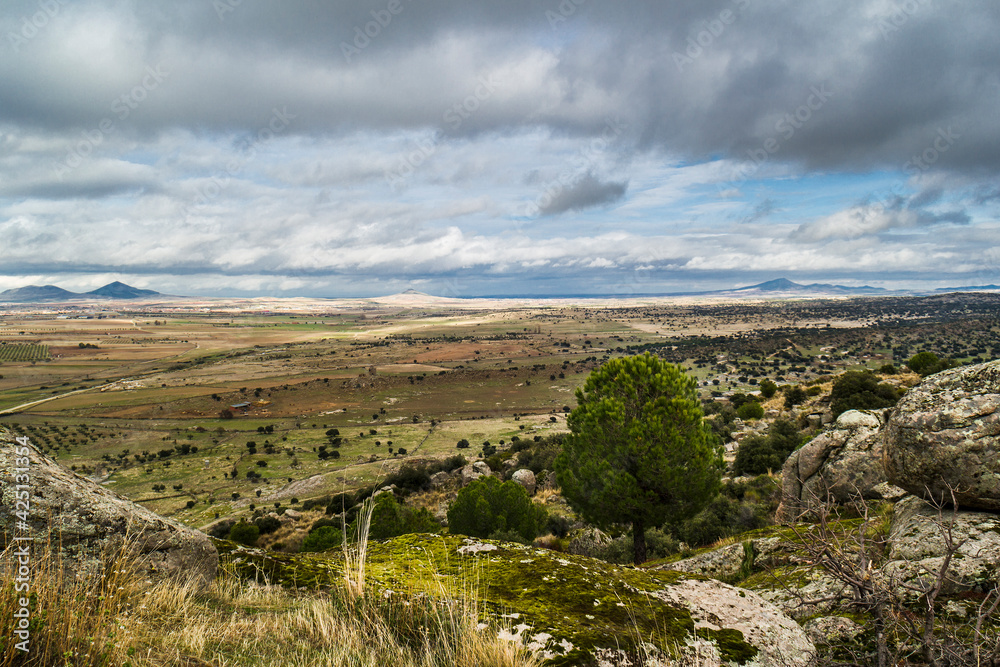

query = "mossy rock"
215;534;815;665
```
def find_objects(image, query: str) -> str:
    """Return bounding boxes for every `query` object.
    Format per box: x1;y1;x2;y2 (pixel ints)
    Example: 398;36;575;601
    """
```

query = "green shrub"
254;515;282;535
783;386;807;408
732;419;802;476
447;476;547;542
907;351;958;377
351;493;441;540
829;370;900;417
228;521;260;546
736;401;764;420
300;525;342;552
759;379;778;399
325;492;355;515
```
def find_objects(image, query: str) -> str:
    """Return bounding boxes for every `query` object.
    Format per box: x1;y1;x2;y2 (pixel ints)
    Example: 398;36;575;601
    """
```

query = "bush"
907;351;958;377
732;419;802;476
456;439;470;449
254;515;282;535
759;379;778;398
383;462;432;494
736;401;764;420
673;477;777;548
208;518;236;539
228;521;260;546
300;525;342;552
351;493;441;540
447;476;547;542
783;386;807;409
582;528;681;565
829;370;900;417
546;514;573;538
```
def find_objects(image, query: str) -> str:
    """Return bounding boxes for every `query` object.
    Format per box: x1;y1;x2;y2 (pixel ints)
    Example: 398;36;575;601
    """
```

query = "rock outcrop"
778;410;902;521
882;359;1000;511
882;495;1000;598
511;468;536;495
220;533;815;666
460;460;492;486
0;429;217;585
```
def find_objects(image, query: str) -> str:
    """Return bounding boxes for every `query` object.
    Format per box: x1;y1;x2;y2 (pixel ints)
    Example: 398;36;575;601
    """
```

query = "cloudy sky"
1;0;998;297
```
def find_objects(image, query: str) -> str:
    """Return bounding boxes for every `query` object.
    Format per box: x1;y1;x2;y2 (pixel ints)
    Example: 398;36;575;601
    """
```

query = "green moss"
214;533;776;664
696;628;758;663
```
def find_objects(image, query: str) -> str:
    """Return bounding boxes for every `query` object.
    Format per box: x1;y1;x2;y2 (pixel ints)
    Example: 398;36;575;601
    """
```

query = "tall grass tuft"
1;523;540;666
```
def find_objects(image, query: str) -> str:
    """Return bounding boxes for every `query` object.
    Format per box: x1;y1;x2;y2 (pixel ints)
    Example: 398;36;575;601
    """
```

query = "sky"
1;0;998;298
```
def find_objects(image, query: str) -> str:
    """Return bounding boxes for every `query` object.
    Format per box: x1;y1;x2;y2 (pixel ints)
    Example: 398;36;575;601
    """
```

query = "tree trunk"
632;519;646;565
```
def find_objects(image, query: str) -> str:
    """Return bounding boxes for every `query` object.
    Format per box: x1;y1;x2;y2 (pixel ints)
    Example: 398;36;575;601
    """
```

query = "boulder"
460;461;492;486
429;470;452;488
882;495;1000;598
511;468;536;495
778;410;901;521
662;537;782;580
219;533;815;665
883;360;1000;511
0;429;217;585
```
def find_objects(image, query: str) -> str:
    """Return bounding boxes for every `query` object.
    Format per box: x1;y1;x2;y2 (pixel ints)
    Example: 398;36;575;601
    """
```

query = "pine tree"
555;353;722;564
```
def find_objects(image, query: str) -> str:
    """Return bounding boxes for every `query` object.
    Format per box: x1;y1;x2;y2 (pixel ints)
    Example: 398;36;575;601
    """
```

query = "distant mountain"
935;284;1000;293
0;282;164;303
0;285;81;302
85;281;161;299
731;279;889;296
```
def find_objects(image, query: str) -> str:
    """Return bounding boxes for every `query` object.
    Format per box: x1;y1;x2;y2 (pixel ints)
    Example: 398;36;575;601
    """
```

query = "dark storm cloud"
538;172;627;216
1;0;997;172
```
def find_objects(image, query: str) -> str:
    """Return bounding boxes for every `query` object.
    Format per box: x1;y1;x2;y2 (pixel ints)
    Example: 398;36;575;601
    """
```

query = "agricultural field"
1;292;998;534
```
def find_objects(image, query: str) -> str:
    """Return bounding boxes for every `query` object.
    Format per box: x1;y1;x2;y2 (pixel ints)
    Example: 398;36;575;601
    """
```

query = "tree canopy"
554;353;722;564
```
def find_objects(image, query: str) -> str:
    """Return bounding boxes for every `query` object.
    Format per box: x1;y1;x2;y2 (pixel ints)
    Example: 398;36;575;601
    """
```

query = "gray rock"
0;429;217;585
511;468;536;495
663;537;781;580
803;616;863;646
883;495;1000;598
651;578;816;666
460;461;492;486
746;566;850;621
883;359;1000;511
282;509;301;520
778;410;900;521
429;470;453;488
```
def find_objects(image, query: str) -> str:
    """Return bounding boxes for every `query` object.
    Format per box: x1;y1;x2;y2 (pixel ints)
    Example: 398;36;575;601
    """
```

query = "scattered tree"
555;353;722;564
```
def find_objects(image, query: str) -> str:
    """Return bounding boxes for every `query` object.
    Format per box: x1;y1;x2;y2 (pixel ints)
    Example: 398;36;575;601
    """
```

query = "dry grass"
0;527;540;667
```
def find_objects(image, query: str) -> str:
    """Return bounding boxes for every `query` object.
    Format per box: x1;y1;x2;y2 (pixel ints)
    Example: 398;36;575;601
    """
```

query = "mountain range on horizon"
1;279;999;303
0;281;164;303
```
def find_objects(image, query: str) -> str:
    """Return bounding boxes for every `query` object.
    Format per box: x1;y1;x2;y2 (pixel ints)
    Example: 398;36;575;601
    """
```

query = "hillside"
0;281;164;302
